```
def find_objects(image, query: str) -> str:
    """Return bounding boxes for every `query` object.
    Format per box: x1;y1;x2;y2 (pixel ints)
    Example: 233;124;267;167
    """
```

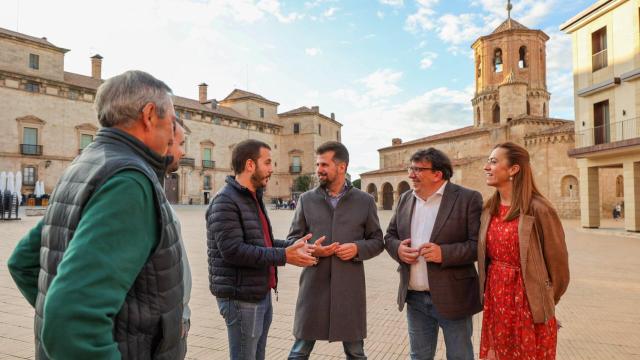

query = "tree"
352;178;361;189
293;175;314;192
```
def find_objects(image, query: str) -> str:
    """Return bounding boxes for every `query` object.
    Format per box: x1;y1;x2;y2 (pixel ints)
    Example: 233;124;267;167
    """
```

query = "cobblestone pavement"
1;206;639;359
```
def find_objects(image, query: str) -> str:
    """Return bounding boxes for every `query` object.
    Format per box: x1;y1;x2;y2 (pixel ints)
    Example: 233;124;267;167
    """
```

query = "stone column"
377;189;384;210
579;164;600;228
393;190;401;211
623;160;640;232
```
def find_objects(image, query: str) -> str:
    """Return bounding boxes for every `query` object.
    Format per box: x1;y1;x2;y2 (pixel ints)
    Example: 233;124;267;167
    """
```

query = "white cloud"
305;47;322;56
408;0;557;56
419;52;438;69
359;69;403;98
364;33;376;39
377;10;385;19
257;0;304;23
305;0;339;8
323;7;339;17
379;0;404;6
545;29;574;119
405;2;437;33
339;85;475;177
437;13;485;45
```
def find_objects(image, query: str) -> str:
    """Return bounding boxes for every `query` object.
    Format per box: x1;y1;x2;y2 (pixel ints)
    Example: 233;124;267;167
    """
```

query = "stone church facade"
361;16;623;219
0;26;341;205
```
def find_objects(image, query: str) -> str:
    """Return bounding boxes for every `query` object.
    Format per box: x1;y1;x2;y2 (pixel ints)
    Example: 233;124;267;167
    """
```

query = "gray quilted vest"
34;127;184;360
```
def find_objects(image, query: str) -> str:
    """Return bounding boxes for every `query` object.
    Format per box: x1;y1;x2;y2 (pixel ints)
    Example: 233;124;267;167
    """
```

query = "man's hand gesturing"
285;234;318;267
312;236;337;258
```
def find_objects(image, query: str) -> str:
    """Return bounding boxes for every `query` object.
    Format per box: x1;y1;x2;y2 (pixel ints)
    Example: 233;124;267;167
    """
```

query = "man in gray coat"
287;141;384;360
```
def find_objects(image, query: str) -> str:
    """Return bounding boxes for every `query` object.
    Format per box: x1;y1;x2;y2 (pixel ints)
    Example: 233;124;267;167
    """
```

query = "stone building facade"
561;0;640;231
0;27;342;204
361;15;622;219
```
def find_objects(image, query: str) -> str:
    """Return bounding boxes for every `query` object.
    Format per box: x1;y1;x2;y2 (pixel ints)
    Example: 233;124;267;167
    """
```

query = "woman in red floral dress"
478;142;570;360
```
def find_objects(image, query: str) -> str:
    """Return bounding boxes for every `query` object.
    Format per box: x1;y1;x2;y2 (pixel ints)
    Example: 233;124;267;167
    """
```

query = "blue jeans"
217;292;272;360
288;339;366;359
406;291;473;360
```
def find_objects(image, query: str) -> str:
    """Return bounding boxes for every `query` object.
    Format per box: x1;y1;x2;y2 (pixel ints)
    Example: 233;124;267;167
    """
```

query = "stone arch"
519;45;527;68
492;104;500;124
493;48;503;72
382;182;394;210
561;175;579;198
398;181;410;196
366;183;378;203
616;175;624;197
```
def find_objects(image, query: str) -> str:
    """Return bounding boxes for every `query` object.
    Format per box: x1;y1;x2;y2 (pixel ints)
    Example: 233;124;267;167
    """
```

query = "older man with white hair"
8;70;184;359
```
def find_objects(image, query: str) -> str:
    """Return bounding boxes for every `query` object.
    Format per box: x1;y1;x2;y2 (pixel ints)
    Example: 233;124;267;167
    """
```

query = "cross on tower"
507;0;513;19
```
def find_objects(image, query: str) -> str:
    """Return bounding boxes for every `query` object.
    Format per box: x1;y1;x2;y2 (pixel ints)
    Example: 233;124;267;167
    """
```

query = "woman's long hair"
485;142;550;221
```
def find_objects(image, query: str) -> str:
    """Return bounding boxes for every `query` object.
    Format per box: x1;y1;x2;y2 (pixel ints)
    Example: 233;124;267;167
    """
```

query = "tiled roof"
222;89;279;105
492;18;529;34
0;27;68;52
173;96;281;127
360;156;486;176
279;106;314;116
380;126;490;151
63;72;101;89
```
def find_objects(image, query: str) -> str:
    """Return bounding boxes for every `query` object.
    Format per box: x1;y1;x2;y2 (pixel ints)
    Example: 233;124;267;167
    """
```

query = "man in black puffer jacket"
206;139;318;360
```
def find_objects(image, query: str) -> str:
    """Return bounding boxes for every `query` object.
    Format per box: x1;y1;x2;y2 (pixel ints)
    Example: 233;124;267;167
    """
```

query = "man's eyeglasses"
407;166;435;174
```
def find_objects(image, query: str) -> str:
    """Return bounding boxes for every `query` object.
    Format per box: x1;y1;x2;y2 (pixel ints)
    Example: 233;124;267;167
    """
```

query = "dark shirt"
251;191;276;289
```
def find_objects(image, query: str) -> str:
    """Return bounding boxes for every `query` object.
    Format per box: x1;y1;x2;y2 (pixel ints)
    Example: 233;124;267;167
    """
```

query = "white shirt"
408;181;447;291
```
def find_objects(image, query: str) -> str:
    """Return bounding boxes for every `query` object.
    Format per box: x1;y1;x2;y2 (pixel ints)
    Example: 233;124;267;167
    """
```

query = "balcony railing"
290;165;302;173
575;117;640;148
20;144;43;156
180;157;195;167
202;160;216;169
592;49;608;72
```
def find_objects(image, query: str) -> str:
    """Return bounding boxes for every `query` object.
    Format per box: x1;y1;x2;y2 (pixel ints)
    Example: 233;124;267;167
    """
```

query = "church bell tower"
471;0;551;127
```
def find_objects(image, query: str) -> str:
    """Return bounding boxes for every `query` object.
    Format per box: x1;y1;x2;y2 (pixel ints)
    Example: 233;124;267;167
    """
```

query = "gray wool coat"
287;184;384;342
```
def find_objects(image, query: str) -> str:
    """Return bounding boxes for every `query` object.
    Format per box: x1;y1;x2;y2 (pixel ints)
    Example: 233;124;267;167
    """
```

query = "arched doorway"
165;173;179;204
561;175;579;198
382;183;394;210
366;183;378;203
398;181;410;196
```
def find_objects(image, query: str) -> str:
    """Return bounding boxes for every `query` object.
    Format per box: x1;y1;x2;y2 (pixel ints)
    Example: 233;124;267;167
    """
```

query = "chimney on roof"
199;83;208;104
330;112;335;120
91;54;103;80
392;138;402;146
311;106;319;113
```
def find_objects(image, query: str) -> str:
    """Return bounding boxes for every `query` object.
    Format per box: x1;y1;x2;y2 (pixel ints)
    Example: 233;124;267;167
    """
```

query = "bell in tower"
470;1;551;127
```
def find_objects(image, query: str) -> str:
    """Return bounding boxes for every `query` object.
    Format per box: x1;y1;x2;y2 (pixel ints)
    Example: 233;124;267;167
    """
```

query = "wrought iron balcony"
20;144;43;156
202;160;216;169
574;117;640;148
180;157;195;167
290;165;302;173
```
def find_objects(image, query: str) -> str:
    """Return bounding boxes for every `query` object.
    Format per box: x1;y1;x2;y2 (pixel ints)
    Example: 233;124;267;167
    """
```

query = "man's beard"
251;171;269;189
167;161;179;173
318;173;332;187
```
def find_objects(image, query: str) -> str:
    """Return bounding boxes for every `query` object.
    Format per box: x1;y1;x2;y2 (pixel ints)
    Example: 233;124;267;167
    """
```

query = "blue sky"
1;0;594;177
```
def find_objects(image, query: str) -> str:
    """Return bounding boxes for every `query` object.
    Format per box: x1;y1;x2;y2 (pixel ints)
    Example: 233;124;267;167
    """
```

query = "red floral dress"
480;205;558;360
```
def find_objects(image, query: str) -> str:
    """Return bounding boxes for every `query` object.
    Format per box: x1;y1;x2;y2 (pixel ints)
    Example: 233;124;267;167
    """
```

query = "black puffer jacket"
207;176;289;301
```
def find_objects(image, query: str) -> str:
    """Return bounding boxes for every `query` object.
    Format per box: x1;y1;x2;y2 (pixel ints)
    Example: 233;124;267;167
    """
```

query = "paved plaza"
1;206;640;359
